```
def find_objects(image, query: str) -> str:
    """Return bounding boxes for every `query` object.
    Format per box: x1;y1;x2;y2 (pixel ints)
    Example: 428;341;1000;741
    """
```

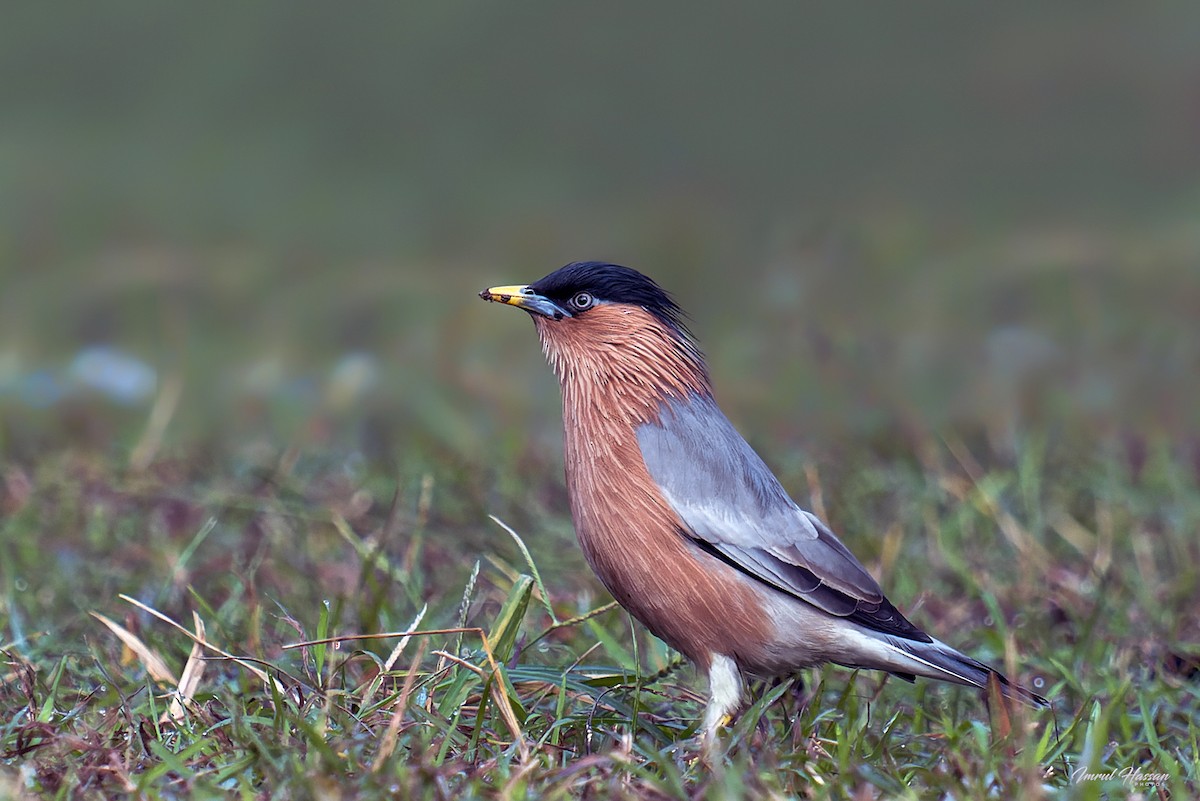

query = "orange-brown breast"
535;305;772;671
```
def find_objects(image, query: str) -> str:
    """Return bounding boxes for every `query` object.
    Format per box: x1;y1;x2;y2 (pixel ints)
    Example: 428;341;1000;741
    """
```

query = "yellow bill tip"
478;284;532;306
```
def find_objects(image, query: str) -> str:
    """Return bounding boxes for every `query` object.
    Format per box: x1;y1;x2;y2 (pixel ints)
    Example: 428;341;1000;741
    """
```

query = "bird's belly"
574;522;775;671
585;530;888;679
571;494;877;679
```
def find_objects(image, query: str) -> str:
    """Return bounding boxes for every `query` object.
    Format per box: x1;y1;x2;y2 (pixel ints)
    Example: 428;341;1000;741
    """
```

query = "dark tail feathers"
892;637;1050;709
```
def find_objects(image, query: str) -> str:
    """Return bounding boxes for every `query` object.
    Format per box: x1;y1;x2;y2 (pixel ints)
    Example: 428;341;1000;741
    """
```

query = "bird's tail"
884;636;1050;709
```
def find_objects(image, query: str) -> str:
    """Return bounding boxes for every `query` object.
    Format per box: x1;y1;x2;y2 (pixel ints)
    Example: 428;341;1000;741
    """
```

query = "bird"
479;261;1048;745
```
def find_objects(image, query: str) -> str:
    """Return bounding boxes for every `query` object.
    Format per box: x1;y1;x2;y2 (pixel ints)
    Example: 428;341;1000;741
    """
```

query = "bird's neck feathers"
534;304;711;424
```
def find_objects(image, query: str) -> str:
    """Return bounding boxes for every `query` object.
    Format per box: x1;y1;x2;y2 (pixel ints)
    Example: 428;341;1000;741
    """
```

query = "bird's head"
480;262;709;400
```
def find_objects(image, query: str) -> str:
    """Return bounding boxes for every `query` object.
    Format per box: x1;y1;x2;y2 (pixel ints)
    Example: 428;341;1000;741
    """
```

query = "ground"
2;381;1196;798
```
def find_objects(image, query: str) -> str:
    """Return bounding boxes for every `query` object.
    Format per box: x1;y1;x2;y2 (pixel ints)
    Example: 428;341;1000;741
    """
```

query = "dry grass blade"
432;646;527;757
383;604;428;672
90;612;177;686
129;372;184;472
986;671;1013;740
118;594;288;696
357;604;429;710
284;625;529;757
371;639;427;772
163;611;207;723
285;627;484;650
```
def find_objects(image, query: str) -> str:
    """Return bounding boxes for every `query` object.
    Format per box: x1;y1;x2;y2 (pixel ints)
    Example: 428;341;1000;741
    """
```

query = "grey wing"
637;393;931;643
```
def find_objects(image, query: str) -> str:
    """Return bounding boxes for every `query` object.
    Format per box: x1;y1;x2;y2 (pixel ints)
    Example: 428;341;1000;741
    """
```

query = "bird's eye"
570;292;594;310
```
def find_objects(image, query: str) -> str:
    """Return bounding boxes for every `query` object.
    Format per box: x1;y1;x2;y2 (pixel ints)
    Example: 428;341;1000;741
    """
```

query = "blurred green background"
2;2;1198;468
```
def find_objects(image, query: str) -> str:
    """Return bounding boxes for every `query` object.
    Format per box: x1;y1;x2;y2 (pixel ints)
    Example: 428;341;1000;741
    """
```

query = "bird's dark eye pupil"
572;292;593;310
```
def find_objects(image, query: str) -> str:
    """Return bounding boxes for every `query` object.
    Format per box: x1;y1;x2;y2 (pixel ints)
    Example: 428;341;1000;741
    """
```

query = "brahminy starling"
479;261;1048;743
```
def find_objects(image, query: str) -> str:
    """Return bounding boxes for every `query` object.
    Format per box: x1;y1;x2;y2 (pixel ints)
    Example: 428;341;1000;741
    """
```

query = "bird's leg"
700;654;744;758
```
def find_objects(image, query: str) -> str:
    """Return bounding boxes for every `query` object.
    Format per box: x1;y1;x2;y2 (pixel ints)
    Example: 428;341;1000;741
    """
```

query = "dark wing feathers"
637;393;932;643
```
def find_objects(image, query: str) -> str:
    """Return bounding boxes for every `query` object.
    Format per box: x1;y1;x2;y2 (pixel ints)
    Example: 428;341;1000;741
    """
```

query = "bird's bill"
478;284;570;319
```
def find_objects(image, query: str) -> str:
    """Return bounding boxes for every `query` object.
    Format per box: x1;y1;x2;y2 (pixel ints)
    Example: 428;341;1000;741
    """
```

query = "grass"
1;415;1197;799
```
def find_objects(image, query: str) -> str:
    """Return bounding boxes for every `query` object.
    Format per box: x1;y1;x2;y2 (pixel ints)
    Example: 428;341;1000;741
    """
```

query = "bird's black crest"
530;262;690;335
